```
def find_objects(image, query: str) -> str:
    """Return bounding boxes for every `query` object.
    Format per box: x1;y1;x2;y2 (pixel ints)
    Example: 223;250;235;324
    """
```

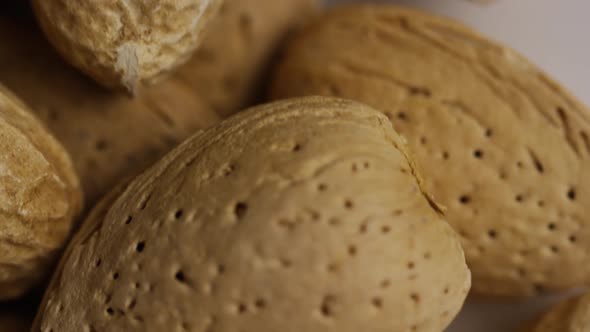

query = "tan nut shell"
176;0;319;117
0;84;82;300
34;97;470;332
1;0;318;205
269;4;590;297
32;0;224;92
0;15;219;206
527;293;590;331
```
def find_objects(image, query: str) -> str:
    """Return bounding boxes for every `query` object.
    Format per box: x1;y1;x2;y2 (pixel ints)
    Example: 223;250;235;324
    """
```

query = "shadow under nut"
176;0;320;117
32;0;224;92
0;84;82;300
527;293;590;331
269;4;590;297
0;313;31;332
34;97;470;332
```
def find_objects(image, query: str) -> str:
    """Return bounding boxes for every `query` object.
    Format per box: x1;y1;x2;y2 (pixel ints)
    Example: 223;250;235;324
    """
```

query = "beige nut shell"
32;0;224;92
1;0;318;205
0;84;82;300
176;0;319;117
34;97;470;332
269;4;590;297
526;293;590;331
0;14;219;206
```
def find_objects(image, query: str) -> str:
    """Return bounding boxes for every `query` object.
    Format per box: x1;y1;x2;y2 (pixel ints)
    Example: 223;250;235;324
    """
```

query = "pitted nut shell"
34;97;470;332
269;4;590;297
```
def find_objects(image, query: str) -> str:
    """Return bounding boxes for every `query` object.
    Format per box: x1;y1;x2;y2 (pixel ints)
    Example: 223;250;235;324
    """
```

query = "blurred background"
325;0;590;331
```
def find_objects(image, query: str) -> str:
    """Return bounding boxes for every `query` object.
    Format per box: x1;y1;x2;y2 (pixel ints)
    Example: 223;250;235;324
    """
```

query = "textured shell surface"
269;4;590;297
34;97;470;332
0;0;318;205
32;0;224;91
176;0;319;117
0;84;82;300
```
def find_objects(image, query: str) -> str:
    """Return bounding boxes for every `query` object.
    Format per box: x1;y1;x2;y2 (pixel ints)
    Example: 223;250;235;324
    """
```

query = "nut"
0;84;82;299
176;0;319;117
0;0;318;205
269;4;590;296
34;97;470;332
32;0;224;92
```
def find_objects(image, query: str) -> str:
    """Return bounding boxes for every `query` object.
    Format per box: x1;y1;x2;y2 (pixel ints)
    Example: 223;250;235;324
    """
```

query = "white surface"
323;0;590;331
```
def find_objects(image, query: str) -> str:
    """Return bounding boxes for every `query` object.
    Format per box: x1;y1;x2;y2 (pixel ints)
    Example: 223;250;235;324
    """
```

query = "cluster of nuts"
0;1;587;331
